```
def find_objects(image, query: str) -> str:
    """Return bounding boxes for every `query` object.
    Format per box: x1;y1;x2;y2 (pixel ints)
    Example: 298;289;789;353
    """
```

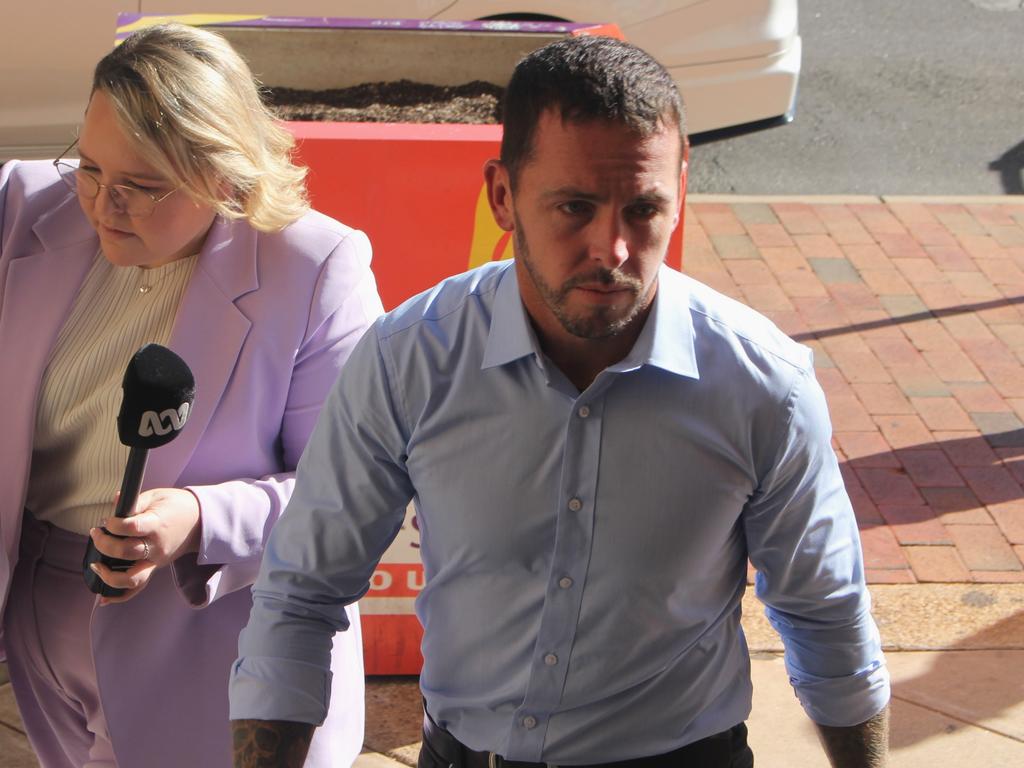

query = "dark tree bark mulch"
267;79;504;124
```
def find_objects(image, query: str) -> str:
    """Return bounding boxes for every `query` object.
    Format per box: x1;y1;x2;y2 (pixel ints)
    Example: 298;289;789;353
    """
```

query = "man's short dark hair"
500;35;686;184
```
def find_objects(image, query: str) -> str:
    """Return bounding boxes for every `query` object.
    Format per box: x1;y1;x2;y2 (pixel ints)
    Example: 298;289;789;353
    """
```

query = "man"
230;36;890;768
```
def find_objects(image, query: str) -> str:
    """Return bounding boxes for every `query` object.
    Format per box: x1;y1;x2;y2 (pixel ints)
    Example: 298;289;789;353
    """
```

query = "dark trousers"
418;709;754;768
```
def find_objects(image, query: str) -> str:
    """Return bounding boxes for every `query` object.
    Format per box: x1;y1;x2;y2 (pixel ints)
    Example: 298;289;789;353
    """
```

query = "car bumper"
671;33;801;135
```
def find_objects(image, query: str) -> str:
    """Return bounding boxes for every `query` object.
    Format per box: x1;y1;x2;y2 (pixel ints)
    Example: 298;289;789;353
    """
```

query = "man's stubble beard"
514;224;652;340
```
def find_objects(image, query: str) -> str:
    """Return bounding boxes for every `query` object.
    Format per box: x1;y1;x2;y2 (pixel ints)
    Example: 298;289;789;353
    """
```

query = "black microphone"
83;343;196;596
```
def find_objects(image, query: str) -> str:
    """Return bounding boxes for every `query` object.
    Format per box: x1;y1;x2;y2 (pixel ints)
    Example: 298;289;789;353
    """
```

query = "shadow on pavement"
840;429;1023;568
791;296;1024;344
890;611;1024;749
989;140;1024;195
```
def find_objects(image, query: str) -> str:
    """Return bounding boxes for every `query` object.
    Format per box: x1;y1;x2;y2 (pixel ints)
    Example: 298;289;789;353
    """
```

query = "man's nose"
588;211;630;269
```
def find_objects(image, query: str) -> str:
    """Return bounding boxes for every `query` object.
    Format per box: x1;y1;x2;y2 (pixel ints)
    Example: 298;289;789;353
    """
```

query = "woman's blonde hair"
92;22;308;231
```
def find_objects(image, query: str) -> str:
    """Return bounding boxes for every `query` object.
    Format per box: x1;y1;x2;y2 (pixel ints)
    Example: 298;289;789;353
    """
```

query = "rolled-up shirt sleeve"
229;322;414;724
744;363;890;727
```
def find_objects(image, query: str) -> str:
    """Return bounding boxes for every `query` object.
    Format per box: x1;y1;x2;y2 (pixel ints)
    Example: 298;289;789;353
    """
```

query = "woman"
0;23;382;767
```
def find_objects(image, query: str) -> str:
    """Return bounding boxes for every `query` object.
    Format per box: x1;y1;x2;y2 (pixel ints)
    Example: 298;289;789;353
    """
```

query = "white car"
0;1;800;159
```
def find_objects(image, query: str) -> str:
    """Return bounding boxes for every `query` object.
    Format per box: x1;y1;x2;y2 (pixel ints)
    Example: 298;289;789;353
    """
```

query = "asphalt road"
687;0;1024;197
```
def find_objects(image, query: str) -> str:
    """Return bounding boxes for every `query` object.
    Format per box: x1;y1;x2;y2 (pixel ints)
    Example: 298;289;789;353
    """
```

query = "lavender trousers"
4;512;117;767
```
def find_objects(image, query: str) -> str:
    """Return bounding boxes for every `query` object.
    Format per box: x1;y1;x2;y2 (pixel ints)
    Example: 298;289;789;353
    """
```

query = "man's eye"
628;204;659;219
559;201;592;216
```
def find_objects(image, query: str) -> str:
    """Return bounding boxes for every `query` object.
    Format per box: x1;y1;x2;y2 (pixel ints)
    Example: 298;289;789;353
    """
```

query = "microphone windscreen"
117;344;196;448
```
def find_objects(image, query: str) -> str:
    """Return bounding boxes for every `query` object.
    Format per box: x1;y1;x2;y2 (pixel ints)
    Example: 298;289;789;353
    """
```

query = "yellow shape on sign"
468;182;514;269
117;14;265;38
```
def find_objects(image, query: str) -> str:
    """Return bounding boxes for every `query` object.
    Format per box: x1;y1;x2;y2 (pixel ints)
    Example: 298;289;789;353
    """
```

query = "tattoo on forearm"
232;719;315;768
816;705;890;768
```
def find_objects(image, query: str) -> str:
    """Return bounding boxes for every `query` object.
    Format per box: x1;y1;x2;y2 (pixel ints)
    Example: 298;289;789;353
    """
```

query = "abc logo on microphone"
117;344;196;449
138;403;191;437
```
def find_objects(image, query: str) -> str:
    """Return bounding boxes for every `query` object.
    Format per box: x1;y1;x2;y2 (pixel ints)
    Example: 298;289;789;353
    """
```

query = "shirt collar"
482;262;699;380
482;263;537;369
611;265;699;379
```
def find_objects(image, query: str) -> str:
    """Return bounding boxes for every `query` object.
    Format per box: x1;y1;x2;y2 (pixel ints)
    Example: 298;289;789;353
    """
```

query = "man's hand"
815;705;890;768
232;720;315;768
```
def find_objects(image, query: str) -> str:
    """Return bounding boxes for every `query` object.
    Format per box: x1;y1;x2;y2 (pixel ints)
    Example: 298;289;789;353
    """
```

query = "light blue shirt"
230;261;889;763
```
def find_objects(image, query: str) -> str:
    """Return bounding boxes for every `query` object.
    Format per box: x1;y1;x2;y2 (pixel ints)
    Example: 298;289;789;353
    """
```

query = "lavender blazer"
0;160;384;767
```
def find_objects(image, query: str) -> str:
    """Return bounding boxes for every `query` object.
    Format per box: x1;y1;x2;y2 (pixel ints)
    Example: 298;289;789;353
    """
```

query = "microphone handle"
83;447;149;597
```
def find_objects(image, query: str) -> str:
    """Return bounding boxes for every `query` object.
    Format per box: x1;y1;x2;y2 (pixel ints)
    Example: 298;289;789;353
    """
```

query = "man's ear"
483;159;515;232
673;159;688;229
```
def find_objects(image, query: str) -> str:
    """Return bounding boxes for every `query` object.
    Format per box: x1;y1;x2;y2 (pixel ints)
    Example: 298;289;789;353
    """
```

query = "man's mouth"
571;284;636;305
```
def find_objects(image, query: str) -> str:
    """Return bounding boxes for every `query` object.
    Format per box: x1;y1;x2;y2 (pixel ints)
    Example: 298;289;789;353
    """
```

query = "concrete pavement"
358;650;1024;766
353;582;1024;766
2;194;1023;765
4;644;1023;766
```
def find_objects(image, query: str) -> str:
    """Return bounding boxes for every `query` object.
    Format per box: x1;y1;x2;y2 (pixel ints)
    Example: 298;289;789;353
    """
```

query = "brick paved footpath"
685;195;1024;585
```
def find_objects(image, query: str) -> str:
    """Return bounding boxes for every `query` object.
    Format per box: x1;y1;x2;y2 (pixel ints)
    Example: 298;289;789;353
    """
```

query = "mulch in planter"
267;79;504;124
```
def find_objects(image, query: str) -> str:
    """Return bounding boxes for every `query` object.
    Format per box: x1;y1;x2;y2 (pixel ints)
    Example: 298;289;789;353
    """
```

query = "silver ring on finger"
140;537;151;561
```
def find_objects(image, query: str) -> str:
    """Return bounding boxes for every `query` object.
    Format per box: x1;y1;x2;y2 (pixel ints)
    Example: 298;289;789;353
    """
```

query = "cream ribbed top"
27;251;198;534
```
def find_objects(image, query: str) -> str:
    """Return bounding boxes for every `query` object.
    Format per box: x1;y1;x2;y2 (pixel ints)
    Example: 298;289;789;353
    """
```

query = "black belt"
421;709;746;768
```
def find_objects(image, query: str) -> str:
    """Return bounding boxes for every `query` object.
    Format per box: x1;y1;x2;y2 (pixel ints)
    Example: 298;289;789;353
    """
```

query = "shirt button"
577;405;590;418
523;715;538;730
544;653;558;666
568;498;582;512
559;576;573;589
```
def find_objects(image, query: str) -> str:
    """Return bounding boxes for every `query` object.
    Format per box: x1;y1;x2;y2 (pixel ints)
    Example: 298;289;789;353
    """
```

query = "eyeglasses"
53;140;177;218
